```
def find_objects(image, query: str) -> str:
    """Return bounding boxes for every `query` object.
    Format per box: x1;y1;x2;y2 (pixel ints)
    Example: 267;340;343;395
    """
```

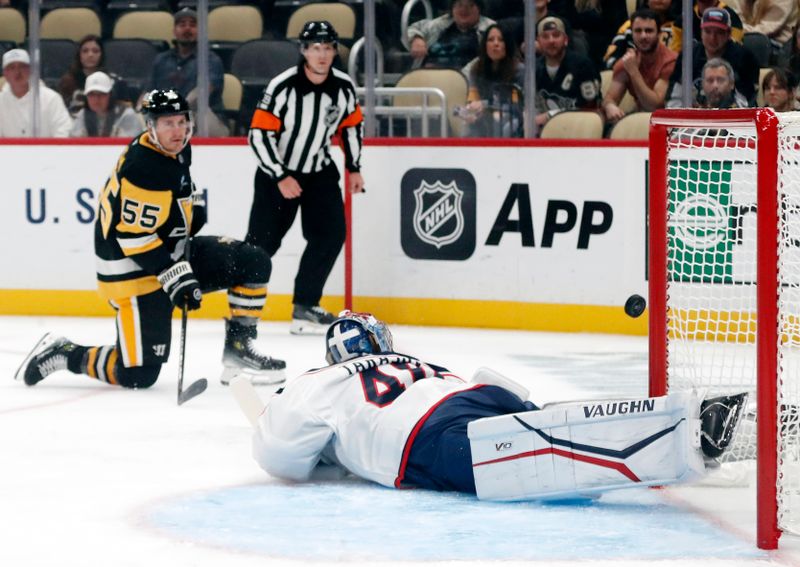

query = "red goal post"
646;108;800;550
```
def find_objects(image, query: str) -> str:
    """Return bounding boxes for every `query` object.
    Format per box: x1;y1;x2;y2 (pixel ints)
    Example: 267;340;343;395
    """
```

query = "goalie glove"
157;261;202;310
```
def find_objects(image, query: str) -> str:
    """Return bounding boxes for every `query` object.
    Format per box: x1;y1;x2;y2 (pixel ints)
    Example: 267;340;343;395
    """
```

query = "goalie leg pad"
467;392;705;501
470;367;532;406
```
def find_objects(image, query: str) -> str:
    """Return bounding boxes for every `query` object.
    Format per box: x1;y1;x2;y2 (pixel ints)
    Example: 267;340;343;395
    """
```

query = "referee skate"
289;304;336;335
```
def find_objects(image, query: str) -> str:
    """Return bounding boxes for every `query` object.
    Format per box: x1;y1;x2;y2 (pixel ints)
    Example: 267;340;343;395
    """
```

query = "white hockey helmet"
325;310;393;364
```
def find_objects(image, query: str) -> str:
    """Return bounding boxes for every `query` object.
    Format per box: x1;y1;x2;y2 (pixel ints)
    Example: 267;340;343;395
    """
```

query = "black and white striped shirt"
249;63;363;180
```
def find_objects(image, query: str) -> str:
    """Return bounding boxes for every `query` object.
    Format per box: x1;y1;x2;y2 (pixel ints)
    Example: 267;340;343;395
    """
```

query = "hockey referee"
245;20;365;335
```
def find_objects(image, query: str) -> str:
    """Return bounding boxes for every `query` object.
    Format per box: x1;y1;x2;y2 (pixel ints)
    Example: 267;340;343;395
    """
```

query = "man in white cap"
0;48;72;137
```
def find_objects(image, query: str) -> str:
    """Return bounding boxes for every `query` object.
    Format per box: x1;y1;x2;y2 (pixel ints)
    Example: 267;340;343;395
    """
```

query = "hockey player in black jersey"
16;89;285;390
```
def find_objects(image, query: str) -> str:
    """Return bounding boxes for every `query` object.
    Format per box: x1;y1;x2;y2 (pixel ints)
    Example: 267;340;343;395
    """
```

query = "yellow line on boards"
0;289;649;335
0;290;647;335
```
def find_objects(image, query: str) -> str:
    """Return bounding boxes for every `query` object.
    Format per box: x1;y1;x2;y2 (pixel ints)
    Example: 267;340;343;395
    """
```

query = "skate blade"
220;366;286;386
290;319;328;335
14;333;53;383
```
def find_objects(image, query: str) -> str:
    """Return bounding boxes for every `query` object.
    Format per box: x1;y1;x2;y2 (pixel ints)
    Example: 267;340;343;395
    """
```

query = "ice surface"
1;316;798;566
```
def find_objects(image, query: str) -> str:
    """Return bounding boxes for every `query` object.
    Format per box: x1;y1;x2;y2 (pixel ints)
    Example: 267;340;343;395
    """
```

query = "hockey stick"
177;303;208;405
229;375;265;426
176;237;208;406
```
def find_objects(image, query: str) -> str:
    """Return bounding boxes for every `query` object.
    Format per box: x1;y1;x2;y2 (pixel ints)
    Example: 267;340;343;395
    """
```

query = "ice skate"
14;333;77;386
700;392;748;460
290;304;336;335
221;319;286;386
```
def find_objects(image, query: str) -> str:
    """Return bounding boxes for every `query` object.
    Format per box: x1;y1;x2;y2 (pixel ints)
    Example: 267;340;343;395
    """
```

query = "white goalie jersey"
252;353;473;487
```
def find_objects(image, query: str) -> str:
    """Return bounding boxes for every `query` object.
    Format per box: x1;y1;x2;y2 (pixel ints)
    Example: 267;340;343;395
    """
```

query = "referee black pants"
245;163;346;307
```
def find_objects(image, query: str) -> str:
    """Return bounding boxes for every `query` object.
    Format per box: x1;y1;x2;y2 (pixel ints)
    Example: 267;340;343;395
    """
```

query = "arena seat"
286;2;356;42
608;112;651;140
743;32;771;68
394;68;468;137
222;72;243;132
36;39;77;88
0;8;25;44
231;39;299;130
540;111;604;140
177;0;245;9
113;10;173;43
41;8;101;42
208;5;264;70
103;38;160;96
231;39;298;87
600;69;638;115
222;72;242;110
209;5;263;42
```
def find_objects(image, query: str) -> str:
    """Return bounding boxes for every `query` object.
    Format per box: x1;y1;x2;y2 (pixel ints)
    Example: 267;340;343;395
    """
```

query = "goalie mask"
325;311;393;365
140;89;193;154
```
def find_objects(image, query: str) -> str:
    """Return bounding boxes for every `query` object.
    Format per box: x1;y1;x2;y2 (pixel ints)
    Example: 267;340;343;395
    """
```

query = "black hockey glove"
157;261;202;310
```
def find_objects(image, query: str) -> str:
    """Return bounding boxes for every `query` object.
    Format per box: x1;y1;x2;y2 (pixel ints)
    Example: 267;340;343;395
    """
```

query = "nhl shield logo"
401;168;476;260
324;104;340;127
412;180;464;248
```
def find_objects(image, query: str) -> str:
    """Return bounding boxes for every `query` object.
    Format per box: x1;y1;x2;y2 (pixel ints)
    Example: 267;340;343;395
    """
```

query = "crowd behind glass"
0;0;797;139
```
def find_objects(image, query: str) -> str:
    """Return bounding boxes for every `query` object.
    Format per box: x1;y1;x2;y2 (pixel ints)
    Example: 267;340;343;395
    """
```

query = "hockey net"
648;109;800;549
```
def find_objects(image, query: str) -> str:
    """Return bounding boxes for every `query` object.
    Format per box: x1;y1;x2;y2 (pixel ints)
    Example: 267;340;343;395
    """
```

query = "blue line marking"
148;482;765;561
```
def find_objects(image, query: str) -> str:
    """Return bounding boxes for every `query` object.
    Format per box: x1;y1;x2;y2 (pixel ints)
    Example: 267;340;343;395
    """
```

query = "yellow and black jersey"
95;133;194;301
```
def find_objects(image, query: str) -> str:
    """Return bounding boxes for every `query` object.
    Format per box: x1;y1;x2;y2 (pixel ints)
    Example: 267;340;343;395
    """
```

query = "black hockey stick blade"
178;377;208;405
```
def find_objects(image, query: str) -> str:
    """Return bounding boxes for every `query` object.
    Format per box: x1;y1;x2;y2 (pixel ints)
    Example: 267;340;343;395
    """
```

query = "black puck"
624;294;646;318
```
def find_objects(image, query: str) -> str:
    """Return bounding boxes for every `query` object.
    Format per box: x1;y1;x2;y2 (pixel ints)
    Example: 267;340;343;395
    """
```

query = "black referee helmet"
299;20;338;47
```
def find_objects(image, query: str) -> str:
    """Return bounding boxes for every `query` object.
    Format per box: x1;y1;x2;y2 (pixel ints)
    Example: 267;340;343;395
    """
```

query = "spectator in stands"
146;7;228;136
666;7;759;107
504;0;579;59
58;35;104;115
559;0;629;70
735;0;799;61
761;66;798;110
776;22;800;75
697;58;748;107
602;9;677;123
605;0;678;69
407;0;495;69
69;72;143;138
460;24;524;137
534;16;600;130
483;0;524;20
0;49;71;137
670;0;744;51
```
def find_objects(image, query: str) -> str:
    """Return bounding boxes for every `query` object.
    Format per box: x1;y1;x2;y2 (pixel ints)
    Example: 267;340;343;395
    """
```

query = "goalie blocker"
468;391;746;501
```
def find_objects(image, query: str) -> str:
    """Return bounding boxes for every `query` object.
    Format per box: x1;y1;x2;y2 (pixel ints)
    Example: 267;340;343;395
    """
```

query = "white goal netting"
661;114;800;535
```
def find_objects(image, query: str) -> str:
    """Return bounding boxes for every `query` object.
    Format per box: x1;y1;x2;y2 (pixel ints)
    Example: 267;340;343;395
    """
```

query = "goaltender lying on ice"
232;311;747;501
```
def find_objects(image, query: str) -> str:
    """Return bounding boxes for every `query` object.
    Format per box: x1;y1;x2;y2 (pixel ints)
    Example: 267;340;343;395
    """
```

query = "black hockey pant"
245;163;346;307
70;237;271;389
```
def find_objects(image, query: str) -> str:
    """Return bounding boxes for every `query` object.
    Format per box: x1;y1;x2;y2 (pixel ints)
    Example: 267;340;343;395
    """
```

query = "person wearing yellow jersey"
16;89;285;391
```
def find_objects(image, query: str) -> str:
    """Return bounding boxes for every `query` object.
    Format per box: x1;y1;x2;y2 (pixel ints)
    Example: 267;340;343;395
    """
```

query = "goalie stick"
229;375;265;426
